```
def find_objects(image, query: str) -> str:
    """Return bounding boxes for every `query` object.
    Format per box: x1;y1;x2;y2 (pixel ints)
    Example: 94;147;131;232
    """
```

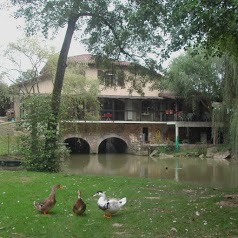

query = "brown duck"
34;184;64;215
73;190;86;216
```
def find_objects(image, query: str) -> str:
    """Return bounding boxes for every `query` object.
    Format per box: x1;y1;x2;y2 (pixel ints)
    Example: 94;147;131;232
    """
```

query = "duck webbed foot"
103;213;112;218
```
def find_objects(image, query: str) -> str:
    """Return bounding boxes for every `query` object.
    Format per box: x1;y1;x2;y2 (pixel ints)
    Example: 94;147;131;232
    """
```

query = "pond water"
65;154;238;189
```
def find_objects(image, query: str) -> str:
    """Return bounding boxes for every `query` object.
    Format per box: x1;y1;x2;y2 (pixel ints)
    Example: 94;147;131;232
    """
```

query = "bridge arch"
64;137;90;154
98;135;128;154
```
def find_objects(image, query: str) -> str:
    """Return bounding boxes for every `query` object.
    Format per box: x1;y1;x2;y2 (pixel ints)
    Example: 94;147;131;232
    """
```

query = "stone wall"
62;123;166;154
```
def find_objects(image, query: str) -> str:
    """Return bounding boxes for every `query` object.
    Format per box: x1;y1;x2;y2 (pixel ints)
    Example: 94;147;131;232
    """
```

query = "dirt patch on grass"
183;189;196;194
112;223;123;228
216;194;238;207
20;175;34;183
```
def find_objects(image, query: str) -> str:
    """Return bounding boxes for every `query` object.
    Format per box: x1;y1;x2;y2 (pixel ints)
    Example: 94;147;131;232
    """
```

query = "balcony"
69;109;212;123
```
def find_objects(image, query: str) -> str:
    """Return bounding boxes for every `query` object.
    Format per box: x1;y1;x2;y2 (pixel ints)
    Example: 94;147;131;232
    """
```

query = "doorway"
143;127;148;143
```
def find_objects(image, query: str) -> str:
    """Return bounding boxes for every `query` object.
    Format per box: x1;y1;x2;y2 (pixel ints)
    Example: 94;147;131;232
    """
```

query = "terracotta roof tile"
68;54;131;66
68;54;94;64
158;91;182;99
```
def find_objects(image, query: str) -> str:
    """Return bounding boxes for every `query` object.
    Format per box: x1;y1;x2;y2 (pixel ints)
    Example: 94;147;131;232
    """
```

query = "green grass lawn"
0;171;237;238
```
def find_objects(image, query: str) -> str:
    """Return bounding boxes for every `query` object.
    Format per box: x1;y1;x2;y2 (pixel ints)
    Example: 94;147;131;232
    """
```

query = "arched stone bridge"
63;123;140;154
61;122;162;154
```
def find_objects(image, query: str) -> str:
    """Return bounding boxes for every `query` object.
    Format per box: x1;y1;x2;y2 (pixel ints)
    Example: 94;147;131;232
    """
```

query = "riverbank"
0;170;237;237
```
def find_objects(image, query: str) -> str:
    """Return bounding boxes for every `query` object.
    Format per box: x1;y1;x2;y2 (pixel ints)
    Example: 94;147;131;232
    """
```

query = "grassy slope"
0;171;237;238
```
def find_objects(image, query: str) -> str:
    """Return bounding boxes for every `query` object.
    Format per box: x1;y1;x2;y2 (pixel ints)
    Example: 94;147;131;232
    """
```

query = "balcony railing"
70;109;211;122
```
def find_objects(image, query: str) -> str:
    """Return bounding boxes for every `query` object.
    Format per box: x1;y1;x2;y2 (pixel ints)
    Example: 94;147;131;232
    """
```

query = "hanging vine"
212;55;238;156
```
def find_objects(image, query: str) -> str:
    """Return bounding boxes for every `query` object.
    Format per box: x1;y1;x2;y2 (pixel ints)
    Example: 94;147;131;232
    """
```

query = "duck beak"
60;185;65;189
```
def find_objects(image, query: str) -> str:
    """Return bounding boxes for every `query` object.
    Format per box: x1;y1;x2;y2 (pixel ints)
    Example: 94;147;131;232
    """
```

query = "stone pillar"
88;137;98;154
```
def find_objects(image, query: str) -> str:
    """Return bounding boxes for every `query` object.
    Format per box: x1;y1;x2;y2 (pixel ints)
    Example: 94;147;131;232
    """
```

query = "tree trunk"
44;16;79;171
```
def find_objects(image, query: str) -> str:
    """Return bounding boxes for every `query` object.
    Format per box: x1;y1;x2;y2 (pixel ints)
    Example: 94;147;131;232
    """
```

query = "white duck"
93;191;127;218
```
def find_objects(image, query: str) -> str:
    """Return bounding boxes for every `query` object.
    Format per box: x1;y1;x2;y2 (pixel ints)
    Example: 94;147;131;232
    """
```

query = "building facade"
14;54;212;154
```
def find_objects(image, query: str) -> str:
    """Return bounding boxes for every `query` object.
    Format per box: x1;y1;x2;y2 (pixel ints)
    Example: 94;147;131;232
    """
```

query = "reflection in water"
65;154;238;188
175;160;182;182
98;154;127;169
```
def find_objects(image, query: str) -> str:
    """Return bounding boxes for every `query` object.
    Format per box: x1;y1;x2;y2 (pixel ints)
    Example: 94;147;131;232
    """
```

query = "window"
98;69;125;87
105;71;116;86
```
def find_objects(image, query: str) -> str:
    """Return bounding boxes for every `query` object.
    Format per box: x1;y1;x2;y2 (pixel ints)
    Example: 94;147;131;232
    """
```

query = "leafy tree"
9;0;167;171
163;48;223;113
18;95;55;171
212;55;238;152
1;37;55;94
163;0;238;57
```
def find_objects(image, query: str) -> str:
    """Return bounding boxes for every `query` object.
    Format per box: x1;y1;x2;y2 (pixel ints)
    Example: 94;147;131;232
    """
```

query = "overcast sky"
0;6;88;55
0;6;88;84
